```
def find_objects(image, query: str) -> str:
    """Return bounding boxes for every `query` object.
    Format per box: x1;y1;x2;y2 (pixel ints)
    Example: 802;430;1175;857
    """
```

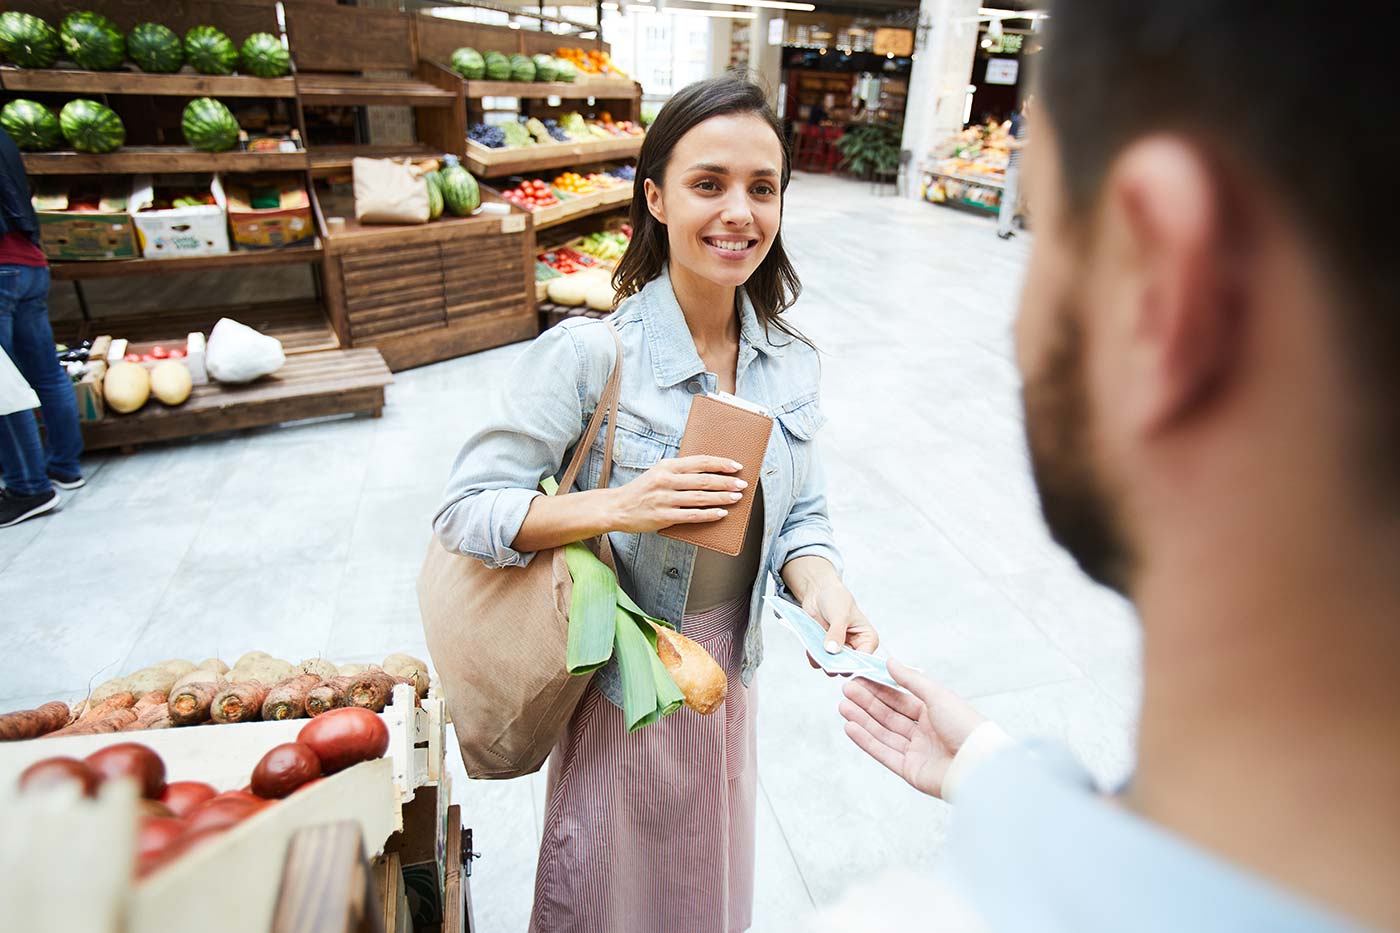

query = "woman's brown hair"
612;74;813;350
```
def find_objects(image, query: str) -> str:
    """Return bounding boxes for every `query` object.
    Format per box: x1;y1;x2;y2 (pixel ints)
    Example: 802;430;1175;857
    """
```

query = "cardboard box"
31;178;139;261
223;174;315;250
130;174;230;259
73;360;105;423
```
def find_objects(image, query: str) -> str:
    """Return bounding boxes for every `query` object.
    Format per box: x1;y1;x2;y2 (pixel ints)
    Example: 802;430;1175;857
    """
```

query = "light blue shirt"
946;742;1365;932
433;268;842;710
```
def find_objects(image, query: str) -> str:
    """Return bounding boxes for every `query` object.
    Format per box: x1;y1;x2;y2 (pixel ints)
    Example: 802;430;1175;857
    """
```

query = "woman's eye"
752;185;776;196
694;180;718;191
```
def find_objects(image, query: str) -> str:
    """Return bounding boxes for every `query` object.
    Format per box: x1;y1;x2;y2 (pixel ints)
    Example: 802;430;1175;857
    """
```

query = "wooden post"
272;821;385;933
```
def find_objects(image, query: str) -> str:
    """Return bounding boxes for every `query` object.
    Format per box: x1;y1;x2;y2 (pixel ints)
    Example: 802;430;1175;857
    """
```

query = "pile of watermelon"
483;51;511;82
184;25;237;76
0;99;62;151
240;32;289;77
61;11;125;71
127;22;183;73
182;97;240;152
58;99;126;153
450;47;485;80
0;12;60;68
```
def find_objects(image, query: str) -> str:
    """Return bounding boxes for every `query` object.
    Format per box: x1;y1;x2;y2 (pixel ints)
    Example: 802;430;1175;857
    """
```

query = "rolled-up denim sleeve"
432;324;590;568
771;437;844;581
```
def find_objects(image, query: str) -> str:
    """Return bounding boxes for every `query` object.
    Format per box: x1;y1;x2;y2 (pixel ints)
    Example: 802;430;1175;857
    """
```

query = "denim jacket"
433;267;842;711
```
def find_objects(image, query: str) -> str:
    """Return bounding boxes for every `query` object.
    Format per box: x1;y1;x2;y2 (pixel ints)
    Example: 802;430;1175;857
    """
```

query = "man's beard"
1022;308;1135;594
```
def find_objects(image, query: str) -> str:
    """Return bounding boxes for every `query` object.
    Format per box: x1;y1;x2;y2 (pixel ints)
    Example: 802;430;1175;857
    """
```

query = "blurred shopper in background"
996;95;1030;239
832;1;1400;929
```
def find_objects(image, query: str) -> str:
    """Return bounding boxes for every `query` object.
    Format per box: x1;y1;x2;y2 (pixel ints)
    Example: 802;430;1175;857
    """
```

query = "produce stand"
0;683;474;933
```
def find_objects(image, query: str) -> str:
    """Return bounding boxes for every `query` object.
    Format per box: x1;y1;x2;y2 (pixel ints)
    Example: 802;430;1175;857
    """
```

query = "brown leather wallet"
659;394;774;556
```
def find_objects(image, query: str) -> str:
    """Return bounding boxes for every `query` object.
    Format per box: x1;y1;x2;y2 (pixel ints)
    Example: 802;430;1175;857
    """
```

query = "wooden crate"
466;136;644;178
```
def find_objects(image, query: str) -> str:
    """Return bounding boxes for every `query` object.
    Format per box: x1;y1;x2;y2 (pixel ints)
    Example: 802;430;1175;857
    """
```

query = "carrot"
305;677;355;717
124;704;173;731
210;683;271;724
169;682;222;726
77;692;137;724
132;691;168;715
261;674;322;721
49;708;139;737
347;672;402;713
0;701;71;741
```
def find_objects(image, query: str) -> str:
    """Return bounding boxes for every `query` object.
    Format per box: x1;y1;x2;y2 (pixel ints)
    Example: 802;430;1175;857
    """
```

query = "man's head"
1017;1;1398;594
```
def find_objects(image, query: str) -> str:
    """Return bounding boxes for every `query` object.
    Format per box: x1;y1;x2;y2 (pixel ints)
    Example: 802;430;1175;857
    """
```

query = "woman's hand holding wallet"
605;455;748;534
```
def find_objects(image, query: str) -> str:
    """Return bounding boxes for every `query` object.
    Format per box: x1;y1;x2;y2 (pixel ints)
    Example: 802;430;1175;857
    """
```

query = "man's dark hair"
1041;1;1399;486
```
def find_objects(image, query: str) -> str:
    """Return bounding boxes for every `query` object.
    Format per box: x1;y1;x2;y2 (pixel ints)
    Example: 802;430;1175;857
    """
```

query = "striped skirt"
529;595;757;933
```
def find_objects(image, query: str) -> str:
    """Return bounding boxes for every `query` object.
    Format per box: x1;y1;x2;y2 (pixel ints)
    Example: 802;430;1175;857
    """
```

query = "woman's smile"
702;235;759;261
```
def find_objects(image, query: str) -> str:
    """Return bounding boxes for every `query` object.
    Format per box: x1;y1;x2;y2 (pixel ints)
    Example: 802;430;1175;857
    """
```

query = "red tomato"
151;346;169;359
296;707;389;773
136;816;186;860
124;353;141;363
167;348;186;359
85;743;167;800
140;353;157;363
160;781;217;817
185;797;263;833
18;757;99;797
251;742;322;799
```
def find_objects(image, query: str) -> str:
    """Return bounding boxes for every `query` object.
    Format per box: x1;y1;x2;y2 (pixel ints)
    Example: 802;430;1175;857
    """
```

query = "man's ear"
644;177;666;225
1107;136;1243;435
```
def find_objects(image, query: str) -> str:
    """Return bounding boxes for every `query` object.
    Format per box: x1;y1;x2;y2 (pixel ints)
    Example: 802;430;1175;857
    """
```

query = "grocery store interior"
0;1;1145;931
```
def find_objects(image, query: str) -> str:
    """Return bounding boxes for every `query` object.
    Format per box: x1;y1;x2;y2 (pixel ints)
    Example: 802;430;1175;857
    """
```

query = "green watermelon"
0;12;60;68
0;99;62;151
182;97;239;151
450;47;484;80
184;25;237;75
553;58;577;83
127;23;183;73
531;54;557;83
483;51;511;81
509;54;535;83
58;99;125;153
425;170;444;220
437;161;480;216
61;11;125;71
240;32;289;77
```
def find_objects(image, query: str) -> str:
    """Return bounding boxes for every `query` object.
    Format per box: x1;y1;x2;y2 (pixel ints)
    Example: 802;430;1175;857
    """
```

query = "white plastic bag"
205;318;285;384
0;345;39;416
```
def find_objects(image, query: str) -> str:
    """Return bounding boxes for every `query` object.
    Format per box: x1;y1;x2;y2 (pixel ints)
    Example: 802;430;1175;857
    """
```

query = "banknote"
764;596;900;688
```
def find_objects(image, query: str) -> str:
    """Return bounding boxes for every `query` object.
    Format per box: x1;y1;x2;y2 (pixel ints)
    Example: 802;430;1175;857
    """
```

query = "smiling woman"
433;73;874;933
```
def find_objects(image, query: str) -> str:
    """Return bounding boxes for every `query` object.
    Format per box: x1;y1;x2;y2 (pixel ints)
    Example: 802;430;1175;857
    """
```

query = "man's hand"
838;659;987;798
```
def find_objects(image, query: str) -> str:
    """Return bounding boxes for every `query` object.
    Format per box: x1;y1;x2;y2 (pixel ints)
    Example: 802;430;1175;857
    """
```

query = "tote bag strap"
553;322;623;567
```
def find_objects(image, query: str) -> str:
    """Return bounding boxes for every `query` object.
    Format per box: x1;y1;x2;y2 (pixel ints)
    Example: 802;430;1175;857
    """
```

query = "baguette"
650;623;727;715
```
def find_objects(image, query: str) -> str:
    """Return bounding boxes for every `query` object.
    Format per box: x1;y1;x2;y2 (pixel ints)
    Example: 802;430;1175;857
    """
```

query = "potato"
337;663;369;677
197;658;230;674
298;658;339;680
382;653;427;673
171;670;224;692
235;651;271;668
89;677;131;703
127;668;179;696
156;660;197;679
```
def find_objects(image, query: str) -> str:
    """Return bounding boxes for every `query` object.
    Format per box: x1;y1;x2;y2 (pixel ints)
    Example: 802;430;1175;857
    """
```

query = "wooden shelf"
21;147;309;175
464;77;639;100
298;72;458;107
309;144;442;176
533;189;630;231
51;244;322;281
466;136;642;178
80;348;392;451
55;300;340;357
0;66;296;99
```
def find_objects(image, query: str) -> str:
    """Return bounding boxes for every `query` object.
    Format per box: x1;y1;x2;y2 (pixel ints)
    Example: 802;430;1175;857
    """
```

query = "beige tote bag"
352;156;430;224
419;323;622;779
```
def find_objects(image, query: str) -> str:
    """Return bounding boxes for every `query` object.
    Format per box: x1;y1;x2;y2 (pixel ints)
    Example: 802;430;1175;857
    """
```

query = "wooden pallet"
53;300;340;357
80;348;393;451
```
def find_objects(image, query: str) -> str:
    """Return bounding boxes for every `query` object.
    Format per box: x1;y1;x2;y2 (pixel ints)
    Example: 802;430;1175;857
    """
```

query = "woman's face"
644;112;784;291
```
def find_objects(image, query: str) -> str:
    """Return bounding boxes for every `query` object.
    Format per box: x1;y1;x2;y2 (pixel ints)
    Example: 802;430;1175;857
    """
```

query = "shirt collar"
640;265;785;389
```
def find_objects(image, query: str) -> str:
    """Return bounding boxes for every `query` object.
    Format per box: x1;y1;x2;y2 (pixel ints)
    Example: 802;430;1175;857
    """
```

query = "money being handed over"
765;595;900;688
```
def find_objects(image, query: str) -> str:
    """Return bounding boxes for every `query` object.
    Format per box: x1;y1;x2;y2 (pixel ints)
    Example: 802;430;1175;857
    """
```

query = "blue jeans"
0;265;82;496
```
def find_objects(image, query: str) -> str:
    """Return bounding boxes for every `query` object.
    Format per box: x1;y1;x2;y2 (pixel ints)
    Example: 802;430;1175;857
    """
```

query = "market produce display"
436;159;480;216
483;50;510;81
58;98;125;153
425;170;445;220
126;22;183;73
149;360;193;406
183;25;238;76
60;11;126;71
0;99;62;151
450;46;485;80
509;53;536;83
0;11;60;68
555;46;627;78
239;32;290;77
500;177;559;211
931;119;1012;181
13;712;392;879
103;362;151;414
467;122;506;149
181;96;240;152
532;53;558;83
469;112;643;152
0;653;430;741
575;230;628;262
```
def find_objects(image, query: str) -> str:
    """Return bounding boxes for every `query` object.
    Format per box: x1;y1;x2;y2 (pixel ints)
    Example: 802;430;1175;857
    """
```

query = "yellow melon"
103;362;150;414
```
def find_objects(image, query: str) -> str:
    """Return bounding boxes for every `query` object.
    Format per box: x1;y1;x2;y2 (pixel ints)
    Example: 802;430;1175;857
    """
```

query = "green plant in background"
640;104;660;127
834;121;902;179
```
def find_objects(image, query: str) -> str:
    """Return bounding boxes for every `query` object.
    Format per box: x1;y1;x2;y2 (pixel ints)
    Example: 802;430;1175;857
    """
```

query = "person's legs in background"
0;264;80;526
997;161;1021;239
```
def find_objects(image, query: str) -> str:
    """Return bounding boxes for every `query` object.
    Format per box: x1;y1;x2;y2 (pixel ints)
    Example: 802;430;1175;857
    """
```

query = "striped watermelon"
182;97;239;152
553;59;577;83
0;12;60;68
450;47;485;80
59;99;126;153
509;54;535;83
531;54;557;83
437;160;480;216
240;32;289;78
425;171;445;220
127;23;183;73
184;25;237;75
0;99;62;151
61;11;126;71
484;51;511;81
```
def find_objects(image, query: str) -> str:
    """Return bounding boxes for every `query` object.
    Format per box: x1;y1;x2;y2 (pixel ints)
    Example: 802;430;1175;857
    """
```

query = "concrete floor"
0;172;1140;931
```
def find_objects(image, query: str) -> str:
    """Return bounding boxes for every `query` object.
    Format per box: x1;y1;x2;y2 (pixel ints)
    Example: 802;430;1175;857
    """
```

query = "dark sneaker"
49;472;85;490
0;488;61;528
